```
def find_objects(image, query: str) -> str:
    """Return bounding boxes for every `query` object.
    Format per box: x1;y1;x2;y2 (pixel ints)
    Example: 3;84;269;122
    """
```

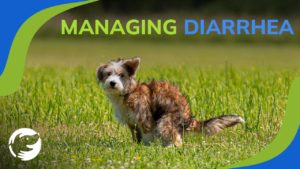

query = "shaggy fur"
96;57;244;146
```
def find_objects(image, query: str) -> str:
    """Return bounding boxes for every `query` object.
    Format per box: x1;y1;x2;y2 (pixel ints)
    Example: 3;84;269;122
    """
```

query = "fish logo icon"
8;128;42;161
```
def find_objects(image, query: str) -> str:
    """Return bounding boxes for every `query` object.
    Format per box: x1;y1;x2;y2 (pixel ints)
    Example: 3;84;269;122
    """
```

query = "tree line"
70;0;300;15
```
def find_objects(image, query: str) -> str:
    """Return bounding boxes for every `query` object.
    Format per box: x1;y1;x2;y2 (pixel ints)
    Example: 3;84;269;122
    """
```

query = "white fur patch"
107;94;137;125
104;75;124;93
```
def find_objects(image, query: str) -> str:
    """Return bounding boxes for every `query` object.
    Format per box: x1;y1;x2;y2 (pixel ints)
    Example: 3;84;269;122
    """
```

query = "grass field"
1;39;300;169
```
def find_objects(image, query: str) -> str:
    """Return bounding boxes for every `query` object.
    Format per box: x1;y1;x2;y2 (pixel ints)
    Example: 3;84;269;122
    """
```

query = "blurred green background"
32;0;300;68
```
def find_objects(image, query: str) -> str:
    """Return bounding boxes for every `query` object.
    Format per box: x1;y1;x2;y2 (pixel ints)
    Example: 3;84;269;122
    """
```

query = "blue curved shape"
0;0;85;76
236;126;300;169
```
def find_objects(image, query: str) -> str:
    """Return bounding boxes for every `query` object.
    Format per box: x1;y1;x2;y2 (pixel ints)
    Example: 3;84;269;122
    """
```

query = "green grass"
0;39;300;168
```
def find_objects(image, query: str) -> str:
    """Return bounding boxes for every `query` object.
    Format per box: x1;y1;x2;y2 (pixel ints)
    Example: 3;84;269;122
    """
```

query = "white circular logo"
8;128;42;161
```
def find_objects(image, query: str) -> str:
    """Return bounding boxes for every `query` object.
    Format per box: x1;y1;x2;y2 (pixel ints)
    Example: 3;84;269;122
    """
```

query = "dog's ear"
122;57;140;77
96;64;107;82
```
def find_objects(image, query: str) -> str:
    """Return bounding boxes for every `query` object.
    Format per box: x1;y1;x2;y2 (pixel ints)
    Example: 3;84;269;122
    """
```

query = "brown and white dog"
96;57;244;147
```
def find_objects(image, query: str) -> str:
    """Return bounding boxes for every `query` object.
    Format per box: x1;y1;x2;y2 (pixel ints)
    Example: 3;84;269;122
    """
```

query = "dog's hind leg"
157;113;183;147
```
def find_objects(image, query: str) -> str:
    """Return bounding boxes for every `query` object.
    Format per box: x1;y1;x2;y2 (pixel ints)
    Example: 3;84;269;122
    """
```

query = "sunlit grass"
0;39;299;168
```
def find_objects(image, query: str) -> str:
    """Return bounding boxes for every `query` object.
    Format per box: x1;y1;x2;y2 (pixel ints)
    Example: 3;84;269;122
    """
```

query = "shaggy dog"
96;57;244;146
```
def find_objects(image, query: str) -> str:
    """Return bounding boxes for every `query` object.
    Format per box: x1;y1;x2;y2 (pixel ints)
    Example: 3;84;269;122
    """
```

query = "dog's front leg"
128;124;142;143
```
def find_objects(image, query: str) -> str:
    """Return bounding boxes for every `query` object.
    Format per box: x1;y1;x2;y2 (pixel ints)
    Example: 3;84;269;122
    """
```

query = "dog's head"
96;57;140;96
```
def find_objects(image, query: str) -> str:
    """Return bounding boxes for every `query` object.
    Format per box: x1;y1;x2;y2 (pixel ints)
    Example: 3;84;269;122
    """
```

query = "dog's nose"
110;81;116;87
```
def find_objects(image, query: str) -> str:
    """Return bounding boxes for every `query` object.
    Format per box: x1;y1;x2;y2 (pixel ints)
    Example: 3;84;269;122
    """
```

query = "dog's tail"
186;115;245;135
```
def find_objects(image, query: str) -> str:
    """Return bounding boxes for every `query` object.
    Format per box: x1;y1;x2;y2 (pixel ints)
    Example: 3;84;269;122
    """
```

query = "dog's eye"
107;72;111;76
119;73;125;78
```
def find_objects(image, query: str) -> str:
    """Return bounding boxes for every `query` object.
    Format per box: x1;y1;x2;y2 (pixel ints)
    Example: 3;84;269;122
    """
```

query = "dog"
96;57;245;147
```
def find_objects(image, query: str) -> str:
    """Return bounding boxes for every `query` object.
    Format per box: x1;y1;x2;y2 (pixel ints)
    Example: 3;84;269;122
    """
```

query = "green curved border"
0;0;97;96
0;0;299;167
227;77;300;168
